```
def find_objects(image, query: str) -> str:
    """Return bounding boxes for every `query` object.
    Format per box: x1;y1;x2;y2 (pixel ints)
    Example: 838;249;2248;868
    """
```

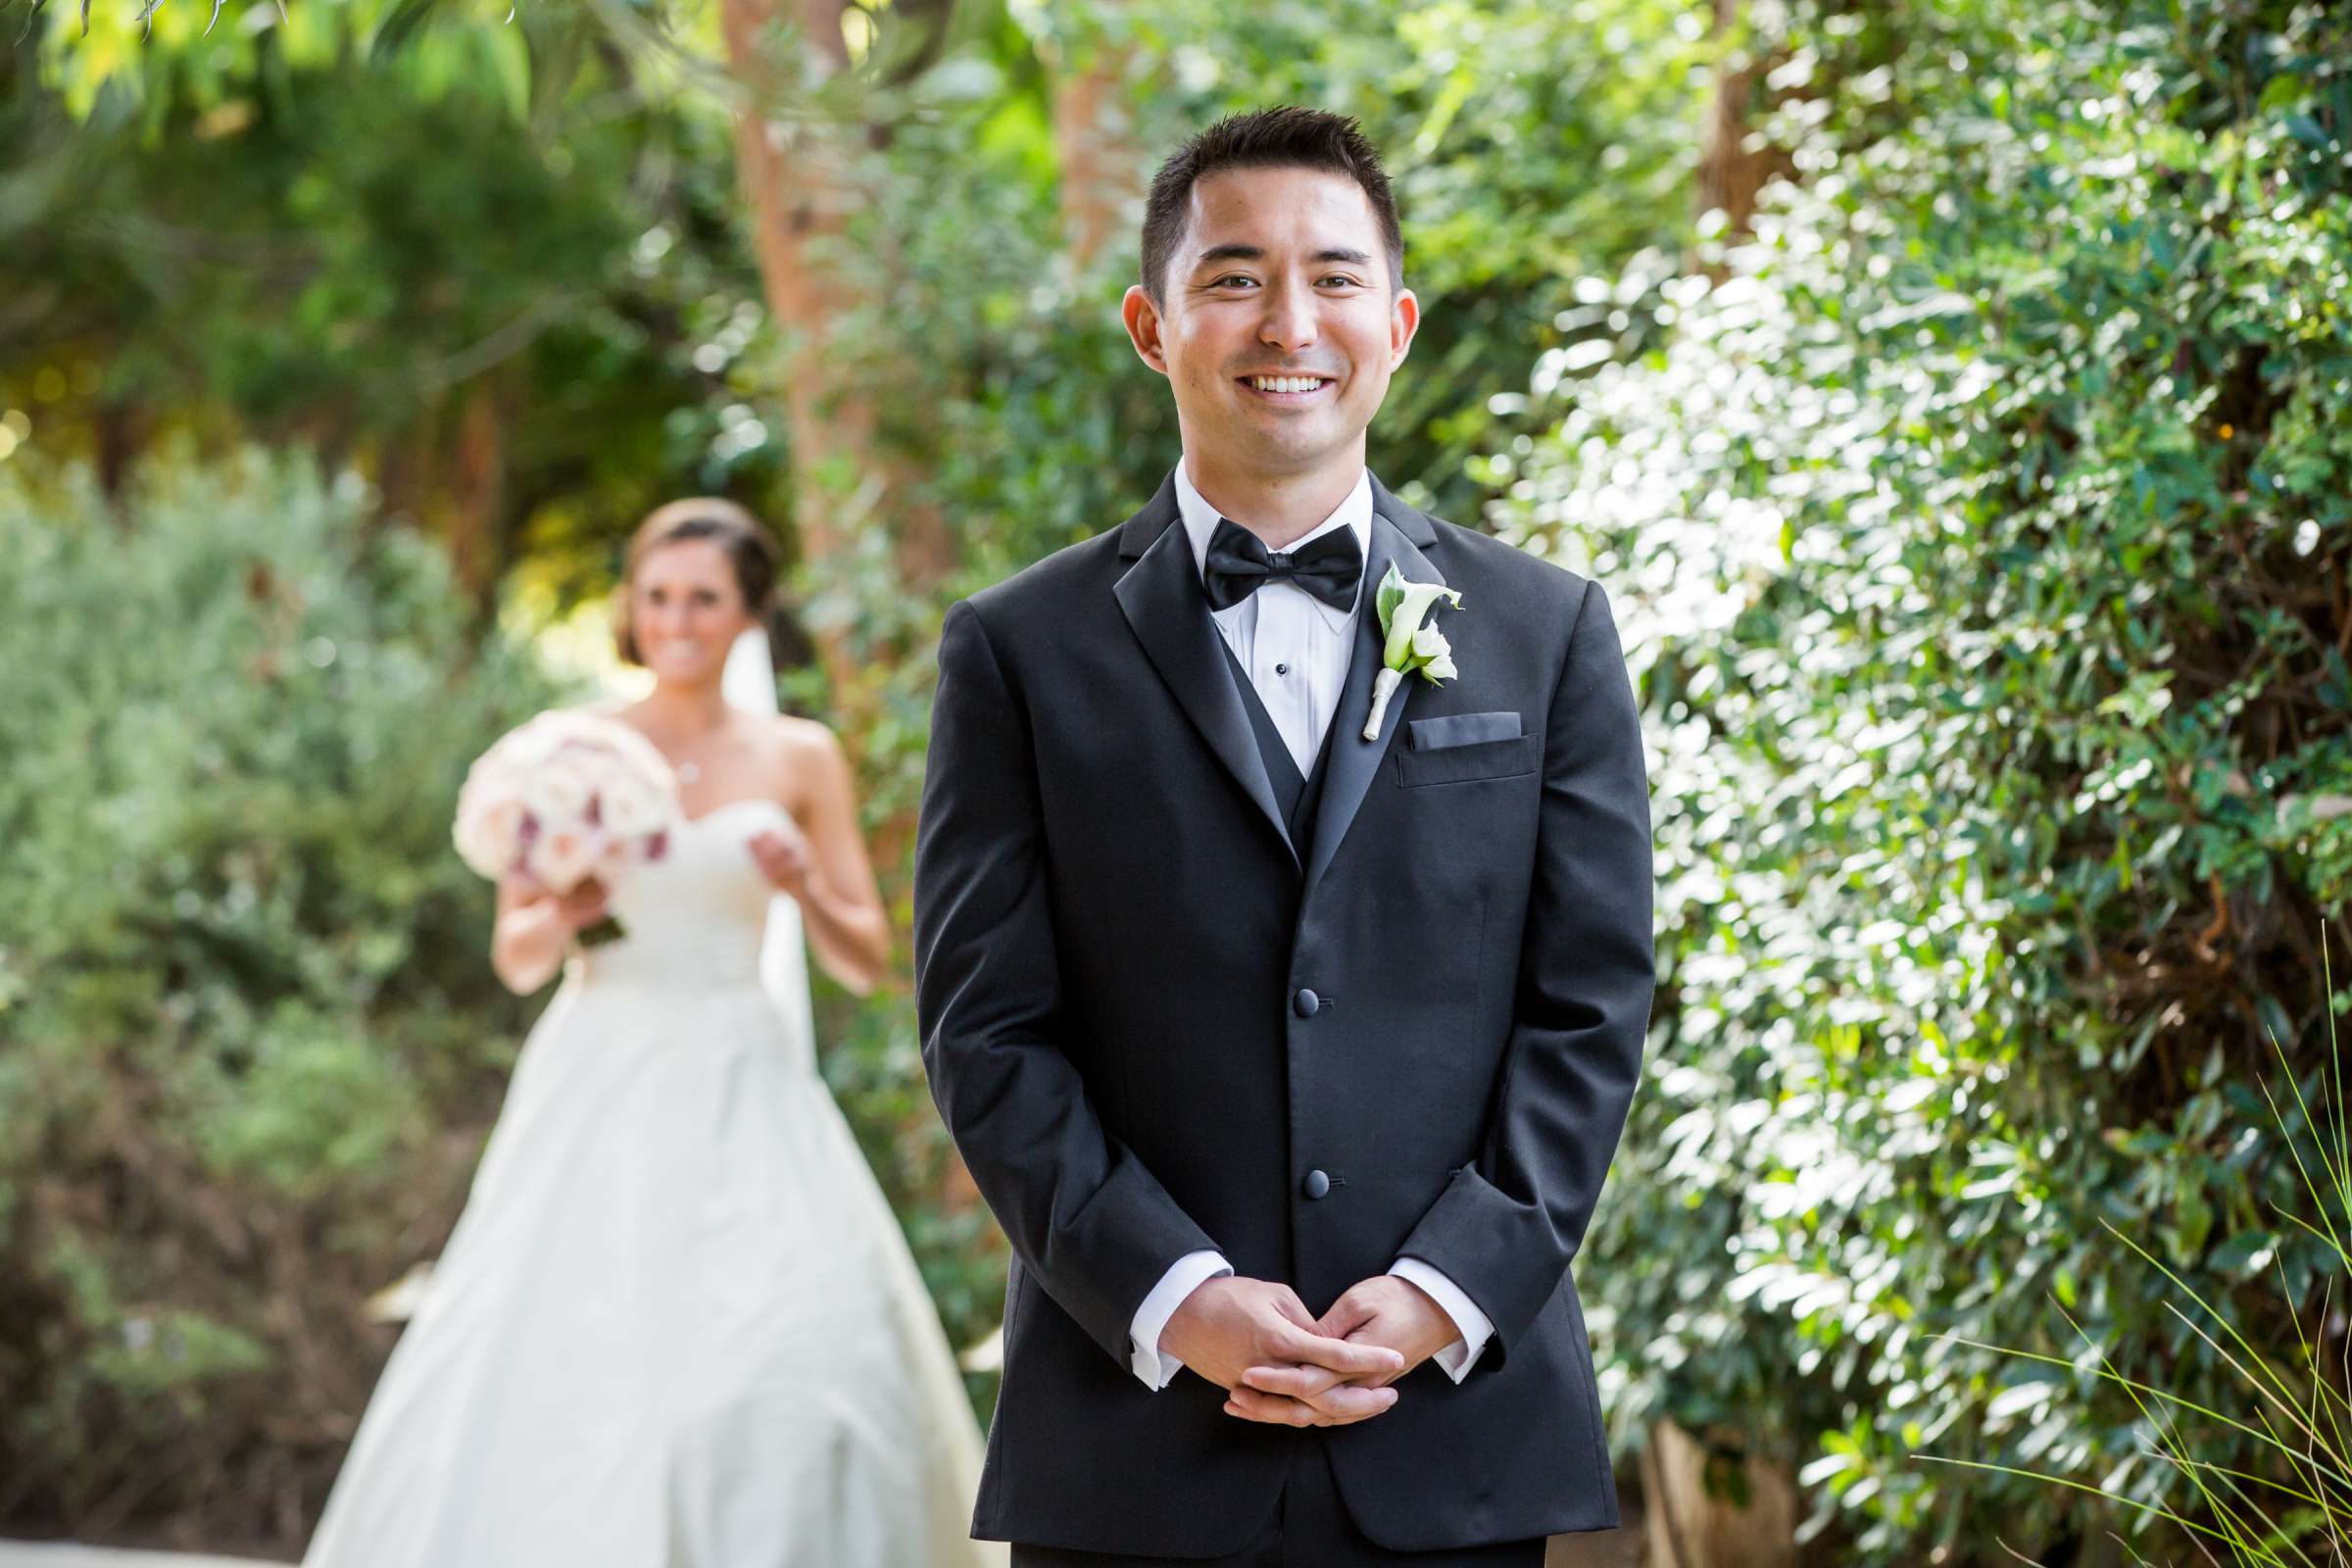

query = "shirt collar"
1173;459;1373;633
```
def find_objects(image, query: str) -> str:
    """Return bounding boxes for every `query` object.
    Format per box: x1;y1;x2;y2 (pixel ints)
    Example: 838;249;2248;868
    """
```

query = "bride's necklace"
656;718;725;789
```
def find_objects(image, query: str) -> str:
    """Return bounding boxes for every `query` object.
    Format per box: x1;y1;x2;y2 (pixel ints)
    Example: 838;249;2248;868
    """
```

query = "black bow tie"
1200;515;1363;613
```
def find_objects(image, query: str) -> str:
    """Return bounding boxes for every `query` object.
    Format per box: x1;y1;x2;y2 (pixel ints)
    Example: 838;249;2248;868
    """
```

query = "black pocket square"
1407;710;1523;751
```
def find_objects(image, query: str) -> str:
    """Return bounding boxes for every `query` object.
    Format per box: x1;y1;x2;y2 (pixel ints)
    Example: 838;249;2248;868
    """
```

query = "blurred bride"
304;498;1001;1568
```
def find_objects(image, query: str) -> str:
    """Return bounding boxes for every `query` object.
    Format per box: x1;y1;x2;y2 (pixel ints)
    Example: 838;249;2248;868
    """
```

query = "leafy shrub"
1508;0;2352;1556
0;447;560;1542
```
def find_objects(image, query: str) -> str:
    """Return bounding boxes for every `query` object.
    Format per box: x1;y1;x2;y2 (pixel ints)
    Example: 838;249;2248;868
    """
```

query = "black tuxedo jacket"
912;471;1654;1555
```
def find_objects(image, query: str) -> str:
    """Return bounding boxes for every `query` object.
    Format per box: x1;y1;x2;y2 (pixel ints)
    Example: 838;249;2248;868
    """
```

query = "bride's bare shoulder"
760;711;839;755
756;713;850;810
558;698;639;723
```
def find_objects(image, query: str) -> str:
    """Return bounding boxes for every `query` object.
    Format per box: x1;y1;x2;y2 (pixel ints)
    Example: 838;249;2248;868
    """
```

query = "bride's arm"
774;723;892;996
489;874;606;995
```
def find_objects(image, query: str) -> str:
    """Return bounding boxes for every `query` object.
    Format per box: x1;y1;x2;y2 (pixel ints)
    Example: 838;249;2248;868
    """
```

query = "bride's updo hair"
612;497;781;666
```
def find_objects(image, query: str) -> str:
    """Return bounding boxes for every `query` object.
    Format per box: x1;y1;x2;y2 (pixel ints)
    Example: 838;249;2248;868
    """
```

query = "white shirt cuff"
1128;1250;1233;1390
1390;1256;1493;1383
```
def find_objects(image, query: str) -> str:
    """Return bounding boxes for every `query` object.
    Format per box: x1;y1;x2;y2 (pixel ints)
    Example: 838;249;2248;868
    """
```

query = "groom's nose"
1256;277;1319;354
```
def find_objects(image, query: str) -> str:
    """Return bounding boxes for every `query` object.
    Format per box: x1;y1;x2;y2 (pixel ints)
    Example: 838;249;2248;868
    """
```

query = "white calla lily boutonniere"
1362;562;1465;739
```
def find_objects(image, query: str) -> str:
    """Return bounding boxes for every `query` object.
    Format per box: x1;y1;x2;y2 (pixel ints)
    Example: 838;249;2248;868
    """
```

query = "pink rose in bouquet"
453;710;683;947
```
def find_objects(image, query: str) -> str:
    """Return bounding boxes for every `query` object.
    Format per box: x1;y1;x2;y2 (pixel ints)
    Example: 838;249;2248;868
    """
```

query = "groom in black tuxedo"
913;106;1654;1564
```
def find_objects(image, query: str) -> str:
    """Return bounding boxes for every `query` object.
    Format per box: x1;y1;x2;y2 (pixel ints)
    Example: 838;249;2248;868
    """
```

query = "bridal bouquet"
452;710;683;947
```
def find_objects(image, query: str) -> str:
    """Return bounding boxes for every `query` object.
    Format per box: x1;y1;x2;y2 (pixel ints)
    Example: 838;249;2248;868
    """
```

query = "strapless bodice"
570;797;796;989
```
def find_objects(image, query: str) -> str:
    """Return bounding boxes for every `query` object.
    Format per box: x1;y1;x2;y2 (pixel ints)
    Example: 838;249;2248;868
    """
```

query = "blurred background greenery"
3;0;2349;1560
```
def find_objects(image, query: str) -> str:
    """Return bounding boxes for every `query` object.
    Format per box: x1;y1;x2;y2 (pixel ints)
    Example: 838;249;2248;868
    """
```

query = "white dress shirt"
1120;460;1496;1392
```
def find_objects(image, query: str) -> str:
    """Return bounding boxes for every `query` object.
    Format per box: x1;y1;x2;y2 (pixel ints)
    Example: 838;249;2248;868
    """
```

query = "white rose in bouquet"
599;772;670;839
522;760;597;826
452;710;684;948
525;826;599;893
453;793;528;881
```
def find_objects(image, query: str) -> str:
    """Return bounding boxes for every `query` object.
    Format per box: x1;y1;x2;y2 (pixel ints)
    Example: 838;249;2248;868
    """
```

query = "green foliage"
1505;0;2352;1554
0;447;562;1535
23;0;710;122
1928;980;2346;1556
1;10;774;601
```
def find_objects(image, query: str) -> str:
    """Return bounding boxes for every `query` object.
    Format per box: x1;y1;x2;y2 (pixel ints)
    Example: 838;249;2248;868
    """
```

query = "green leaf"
1375;562;1405;635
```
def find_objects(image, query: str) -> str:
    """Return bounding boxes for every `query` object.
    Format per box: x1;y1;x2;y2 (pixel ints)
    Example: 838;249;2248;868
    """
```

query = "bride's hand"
534;875;611;937
747;821;813;897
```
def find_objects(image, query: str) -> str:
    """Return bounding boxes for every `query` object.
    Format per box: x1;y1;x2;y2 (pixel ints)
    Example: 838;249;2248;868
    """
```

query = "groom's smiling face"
1123;165;1419;482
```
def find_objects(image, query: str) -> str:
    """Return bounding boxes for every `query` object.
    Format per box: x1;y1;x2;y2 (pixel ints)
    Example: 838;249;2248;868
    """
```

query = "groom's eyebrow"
1193;244;1265;269
1192;243;1376;270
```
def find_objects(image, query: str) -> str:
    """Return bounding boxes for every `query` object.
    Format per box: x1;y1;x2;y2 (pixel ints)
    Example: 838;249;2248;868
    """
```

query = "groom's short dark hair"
1140;106;1403;306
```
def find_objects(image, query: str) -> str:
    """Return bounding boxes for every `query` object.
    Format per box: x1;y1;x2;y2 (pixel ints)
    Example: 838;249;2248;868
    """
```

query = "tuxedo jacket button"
1301;1168;1331;1200
1292;987;1319;1018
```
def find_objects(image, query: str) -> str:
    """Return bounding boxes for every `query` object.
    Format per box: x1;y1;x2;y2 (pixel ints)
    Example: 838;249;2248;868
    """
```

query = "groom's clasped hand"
1160;1275;1459;1428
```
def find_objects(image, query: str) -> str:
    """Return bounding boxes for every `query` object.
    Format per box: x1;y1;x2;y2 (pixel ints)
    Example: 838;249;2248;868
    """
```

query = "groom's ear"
1122;284;1172;376
1388;287;1421;369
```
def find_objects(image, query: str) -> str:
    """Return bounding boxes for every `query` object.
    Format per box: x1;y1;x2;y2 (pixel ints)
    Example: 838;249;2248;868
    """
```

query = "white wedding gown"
304;797;1001;1568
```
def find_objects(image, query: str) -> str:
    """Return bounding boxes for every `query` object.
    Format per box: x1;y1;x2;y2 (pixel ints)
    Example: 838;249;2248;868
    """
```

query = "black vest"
1215;634;1336;855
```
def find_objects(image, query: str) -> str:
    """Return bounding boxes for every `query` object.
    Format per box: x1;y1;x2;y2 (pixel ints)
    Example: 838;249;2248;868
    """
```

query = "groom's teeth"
1250;376;1323;394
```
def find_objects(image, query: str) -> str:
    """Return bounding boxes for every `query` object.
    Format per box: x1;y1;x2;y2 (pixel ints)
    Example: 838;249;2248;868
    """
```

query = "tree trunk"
442;377;508;616
93;394;149;506
1638;1418;1798;1568
1049;30;1140;276
1695;0;1782;242
376;381;508;619
719;0;956;715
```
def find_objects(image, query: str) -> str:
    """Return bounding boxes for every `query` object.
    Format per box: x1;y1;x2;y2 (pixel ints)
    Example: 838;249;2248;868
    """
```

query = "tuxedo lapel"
1112;478;1299;870
1300;481;1446;903
1110;471;1444;887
